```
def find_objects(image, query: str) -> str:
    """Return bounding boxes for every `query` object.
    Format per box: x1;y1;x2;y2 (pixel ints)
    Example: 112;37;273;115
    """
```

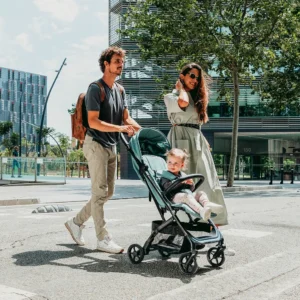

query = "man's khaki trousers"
74;135;116;240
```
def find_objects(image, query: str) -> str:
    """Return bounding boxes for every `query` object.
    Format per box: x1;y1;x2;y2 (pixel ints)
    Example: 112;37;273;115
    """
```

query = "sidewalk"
0;178;299;206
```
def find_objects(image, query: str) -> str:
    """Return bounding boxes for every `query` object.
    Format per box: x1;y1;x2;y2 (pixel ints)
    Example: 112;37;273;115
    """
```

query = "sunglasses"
187;73;200;81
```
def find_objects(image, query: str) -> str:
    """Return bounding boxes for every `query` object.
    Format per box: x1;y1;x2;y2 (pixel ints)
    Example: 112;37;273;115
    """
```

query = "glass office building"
109;0;300;179
0;67;47;149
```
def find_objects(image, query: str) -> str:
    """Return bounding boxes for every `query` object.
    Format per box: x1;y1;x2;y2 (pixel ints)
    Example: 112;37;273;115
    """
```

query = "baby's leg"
194;191;224;214
173;193;211;221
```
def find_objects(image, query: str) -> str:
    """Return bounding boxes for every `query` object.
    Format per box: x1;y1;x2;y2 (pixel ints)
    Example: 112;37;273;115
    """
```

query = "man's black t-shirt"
85;79;128;148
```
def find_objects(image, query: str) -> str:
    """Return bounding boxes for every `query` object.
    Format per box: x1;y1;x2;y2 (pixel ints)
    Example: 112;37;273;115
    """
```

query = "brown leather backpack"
71;81;124;143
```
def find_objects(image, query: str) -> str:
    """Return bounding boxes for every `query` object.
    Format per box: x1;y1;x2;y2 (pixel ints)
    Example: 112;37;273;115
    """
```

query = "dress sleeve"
164;92;184;114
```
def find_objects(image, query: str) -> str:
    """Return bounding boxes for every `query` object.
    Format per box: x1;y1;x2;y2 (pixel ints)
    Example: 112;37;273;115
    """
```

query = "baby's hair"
166;148;189;165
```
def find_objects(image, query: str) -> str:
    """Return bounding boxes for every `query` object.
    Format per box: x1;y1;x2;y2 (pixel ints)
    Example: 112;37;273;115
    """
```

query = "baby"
159;148;223;221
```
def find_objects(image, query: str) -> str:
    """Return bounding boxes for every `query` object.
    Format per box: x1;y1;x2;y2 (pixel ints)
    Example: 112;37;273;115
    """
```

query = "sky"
0;0;109;137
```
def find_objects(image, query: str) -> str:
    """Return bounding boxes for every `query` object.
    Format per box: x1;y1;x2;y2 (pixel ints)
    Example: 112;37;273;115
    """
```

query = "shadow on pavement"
12;243;215;281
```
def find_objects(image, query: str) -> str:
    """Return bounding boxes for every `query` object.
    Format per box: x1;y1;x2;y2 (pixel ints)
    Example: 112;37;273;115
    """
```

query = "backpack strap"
90;81;106;102
90;80;124;102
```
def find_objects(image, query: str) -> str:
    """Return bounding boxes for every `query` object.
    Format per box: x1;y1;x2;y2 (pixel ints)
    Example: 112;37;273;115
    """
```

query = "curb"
0;198;40;206
222;185;283;193
0;182;65;187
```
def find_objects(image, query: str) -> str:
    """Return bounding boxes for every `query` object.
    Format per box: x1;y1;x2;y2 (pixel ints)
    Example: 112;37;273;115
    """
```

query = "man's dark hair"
98;46;126;73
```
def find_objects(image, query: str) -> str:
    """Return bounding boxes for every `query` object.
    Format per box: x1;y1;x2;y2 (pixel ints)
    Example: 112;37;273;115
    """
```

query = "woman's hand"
175;79;189;108
175;79;183;91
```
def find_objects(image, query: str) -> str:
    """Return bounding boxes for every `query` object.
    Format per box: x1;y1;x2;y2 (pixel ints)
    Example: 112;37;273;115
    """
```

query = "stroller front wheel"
128;244;144;264
207;247;225;267
179;252;198;275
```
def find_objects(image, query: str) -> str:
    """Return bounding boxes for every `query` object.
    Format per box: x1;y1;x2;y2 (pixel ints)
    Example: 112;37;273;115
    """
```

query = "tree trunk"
227;69;240;187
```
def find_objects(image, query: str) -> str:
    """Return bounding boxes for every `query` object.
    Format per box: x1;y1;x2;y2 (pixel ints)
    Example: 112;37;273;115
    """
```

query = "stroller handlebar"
120;132;129;149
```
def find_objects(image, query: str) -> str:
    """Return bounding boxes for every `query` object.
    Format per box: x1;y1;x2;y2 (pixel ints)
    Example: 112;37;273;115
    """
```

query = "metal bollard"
291;168;294;184
280;167;284;184
269;167;273;185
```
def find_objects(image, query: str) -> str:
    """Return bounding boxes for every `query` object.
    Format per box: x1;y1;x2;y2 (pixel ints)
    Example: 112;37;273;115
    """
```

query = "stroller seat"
142;155;203;218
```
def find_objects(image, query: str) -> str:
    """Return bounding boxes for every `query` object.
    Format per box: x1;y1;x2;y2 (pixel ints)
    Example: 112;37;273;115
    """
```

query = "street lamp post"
18;91;24;177
37;58;67;157
25;121;64;158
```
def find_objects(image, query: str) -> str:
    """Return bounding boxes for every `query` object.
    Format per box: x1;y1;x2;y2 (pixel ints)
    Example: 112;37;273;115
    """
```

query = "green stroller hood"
129;128;171;162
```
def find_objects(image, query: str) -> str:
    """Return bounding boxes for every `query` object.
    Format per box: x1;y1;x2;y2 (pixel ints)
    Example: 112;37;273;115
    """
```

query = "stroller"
121;128;226;275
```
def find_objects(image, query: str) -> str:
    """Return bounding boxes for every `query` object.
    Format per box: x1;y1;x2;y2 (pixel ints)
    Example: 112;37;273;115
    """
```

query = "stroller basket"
152;220;213;254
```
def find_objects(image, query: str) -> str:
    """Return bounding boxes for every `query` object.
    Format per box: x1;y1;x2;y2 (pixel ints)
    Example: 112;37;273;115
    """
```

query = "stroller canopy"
129;128;171;161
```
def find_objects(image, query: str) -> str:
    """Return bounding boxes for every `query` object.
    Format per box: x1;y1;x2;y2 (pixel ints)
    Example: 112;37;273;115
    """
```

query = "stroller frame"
121;129;226;275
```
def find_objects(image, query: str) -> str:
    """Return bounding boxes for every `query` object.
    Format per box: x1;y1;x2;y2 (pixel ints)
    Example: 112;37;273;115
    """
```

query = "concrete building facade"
0;67;47;149
109;0;300;180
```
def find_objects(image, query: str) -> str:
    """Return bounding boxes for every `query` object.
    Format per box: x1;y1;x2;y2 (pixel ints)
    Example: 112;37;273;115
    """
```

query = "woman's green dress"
164;91;228;225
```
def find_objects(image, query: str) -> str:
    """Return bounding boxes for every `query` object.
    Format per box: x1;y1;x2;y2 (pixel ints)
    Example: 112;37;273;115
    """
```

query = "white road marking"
21;215;62;219
86;218;121;223
222;228;273;238
147;249;300;300
0;284;37;300
127;204;150;208
137;223;151;227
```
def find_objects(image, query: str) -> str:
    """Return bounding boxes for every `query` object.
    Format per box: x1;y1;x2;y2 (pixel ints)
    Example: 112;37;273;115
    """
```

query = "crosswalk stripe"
222;228;273;238
0;284;37;300
147;249;300;300
137;223;151;227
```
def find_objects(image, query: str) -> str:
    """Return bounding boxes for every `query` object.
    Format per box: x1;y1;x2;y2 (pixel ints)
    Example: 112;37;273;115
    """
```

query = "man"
65;46;141;254
11;146;21;178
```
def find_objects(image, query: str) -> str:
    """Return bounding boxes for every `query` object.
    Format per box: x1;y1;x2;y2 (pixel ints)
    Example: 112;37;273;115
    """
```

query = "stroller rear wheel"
207;247;225;267
179;253;198;275
128;244;144;264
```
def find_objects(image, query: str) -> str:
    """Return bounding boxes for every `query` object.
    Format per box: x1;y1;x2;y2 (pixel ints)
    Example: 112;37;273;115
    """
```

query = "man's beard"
109;68;122;75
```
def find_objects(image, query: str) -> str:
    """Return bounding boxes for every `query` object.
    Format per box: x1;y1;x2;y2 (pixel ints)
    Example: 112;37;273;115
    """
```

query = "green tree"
0;121;13;136
123;0;298;186
35;127;56;157
1;132;19;154
50;134;70;157
258;4;300;115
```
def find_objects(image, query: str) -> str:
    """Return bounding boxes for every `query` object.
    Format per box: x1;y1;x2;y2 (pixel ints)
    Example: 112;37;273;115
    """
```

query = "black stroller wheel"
179;253;198;275
207;247;225;267
128;244;144;264
158;248;171;258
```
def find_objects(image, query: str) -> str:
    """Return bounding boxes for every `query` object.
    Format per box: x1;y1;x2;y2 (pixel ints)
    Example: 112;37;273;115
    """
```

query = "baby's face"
167;155;184;175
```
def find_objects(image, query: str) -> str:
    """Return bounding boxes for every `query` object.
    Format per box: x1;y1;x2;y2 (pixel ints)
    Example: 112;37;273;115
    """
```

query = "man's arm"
88;111;133;134
123;108;141;132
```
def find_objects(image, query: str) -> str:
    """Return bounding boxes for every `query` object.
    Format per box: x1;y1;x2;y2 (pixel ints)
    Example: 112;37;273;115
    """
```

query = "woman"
164;63;228;227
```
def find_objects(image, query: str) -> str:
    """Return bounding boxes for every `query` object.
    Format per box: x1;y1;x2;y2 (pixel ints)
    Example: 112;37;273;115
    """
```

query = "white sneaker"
96;234;124;254
199;207;211;221
205;202;224;214
224;247;236;256
65;218;85;246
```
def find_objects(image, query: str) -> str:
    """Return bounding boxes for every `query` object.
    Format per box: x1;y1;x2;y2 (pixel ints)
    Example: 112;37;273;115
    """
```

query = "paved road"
0;178;299;205
0;188;300;299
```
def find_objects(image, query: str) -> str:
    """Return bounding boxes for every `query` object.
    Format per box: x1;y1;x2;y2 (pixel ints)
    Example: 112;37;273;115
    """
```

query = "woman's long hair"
180;63;210;124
